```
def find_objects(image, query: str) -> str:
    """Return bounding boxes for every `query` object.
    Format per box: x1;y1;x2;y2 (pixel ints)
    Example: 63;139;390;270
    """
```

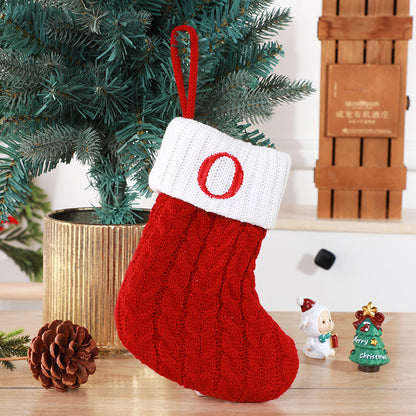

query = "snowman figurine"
296;297;336;359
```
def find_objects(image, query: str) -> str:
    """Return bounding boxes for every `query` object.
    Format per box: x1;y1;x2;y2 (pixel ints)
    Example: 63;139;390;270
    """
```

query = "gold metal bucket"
43;208;149;354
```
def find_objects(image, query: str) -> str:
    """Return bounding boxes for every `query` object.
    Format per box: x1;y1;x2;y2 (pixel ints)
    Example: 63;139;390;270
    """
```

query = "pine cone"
27;320;99;392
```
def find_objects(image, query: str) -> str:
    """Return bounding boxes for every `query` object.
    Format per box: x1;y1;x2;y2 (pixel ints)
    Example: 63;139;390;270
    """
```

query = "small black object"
314;249;336;270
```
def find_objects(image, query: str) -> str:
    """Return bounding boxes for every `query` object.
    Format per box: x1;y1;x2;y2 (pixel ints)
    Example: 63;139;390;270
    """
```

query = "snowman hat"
296;297;329;330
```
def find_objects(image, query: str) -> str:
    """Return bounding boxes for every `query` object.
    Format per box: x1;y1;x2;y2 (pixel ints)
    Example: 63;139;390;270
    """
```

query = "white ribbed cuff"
149;117;291;229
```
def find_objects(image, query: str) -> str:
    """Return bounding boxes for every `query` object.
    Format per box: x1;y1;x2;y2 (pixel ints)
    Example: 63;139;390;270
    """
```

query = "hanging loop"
170;25;199;119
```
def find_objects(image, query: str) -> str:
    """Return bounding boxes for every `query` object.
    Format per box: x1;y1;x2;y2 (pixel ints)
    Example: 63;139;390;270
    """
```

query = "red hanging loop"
170;25;199;119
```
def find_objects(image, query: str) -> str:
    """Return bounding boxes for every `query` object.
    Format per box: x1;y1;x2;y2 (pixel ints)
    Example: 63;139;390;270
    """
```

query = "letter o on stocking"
197;152;244;199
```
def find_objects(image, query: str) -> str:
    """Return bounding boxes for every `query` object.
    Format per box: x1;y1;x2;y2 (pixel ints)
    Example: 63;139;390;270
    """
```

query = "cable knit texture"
116;115;297;401
115;193;299;402
149;117;291;230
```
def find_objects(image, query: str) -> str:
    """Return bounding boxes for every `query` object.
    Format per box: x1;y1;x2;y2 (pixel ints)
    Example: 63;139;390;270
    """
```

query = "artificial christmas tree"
0;0;313;224
349;302;390;372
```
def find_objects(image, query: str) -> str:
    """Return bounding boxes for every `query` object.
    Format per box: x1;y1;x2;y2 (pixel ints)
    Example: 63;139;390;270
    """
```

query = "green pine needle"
248;0;275;13
20;124;102;166
0;182;50;281
259;74;316;106
246;8;292;41
0;328;30;371
0;243;43;282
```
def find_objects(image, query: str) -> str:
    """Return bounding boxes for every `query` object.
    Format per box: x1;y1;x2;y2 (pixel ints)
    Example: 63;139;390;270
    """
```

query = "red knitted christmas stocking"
115;25;298;402
115;117;299;402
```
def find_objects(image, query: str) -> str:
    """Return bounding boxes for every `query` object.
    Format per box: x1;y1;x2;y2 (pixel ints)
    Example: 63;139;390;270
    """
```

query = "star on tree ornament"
362;302;377;317
371;338;378;346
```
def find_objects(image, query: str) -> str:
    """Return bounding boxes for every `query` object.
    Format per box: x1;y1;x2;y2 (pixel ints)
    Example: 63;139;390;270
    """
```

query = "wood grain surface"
1;311;414;415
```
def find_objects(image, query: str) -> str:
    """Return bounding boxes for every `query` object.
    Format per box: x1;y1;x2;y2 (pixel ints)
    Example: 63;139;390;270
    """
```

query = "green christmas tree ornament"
0;0;314;225
349;302;390;372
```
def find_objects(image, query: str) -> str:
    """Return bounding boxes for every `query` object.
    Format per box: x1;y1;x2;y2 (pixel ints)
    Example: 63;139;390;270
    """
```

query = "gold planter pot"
43;208;149;354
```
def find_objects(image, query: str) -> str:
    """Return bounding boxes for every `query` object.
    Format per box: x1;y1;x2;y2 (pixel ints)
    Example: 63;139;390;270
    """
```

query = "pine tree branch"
74;127;102;164
0;182;49;281
96;9;152;62
0;50;64;91
87;149;137;224
0;50;42;87
238;41;284;77
248;0;275;13
38;0;88;14
0;115;51;130
117;117;163;198
218;121;273;148
0;328;30;371
20;124;102;166
22;182;51;224
135;0;167;16
36;70;89;118
20;125;76;165
214;41;284;80
0;242;43;282
258;74;315;106
45;14;101;49
0;90;29;112
246;8;292;41
198;70;274;125
79;4;110;35
194;2;248;49
0;144;32;222
0;2;45;55
85;64;135;125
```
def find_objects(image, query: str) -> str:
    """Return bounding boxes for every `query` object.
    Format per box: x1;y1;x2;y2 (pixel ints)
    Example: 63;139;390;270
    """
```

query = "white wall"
3;1;416;312
256;229;416;312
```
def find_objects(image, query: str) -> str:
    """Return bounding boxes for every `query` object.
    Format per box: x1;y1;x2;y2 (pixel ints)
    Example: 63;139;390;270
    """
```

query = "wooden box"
315;0;412;219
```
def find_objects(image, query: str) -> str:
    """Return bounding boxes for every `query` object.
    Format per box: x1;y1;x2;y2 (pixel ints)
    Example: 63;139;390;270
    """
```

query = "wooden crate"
315;0;412;219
